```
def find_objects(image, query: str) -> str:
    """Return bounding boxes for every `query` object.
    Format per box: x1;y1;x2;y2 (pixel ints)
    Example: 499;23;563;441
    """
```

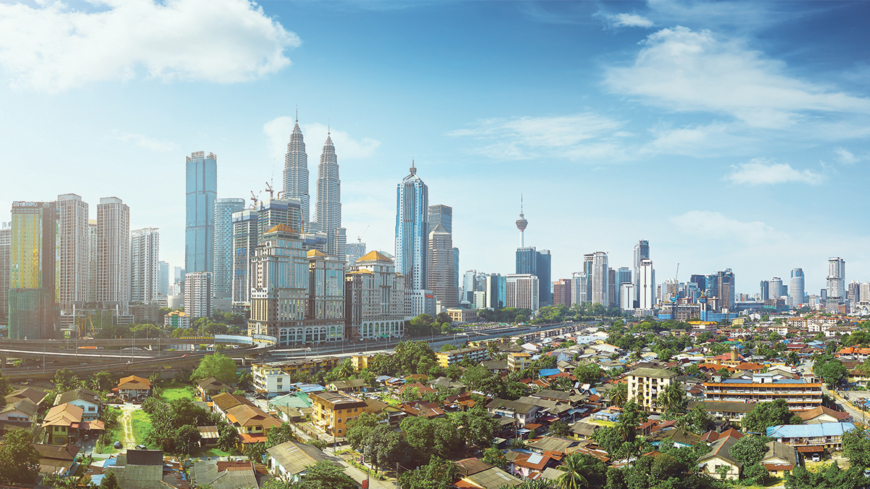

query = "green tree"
217;423;240;452
744;463;769;486
400;417;462;465
190;352;238;384
482;447;508;469
556;453;607;489
741;400;802;433
816;359;848;387
398;455;458;489
730;435;770;467
657;381;687;418
53;368;80;393
550;420;571;438
89;371;114;392
684;364;701;377
609;383;628;408
452;407;499;448
174;425;202;455
299;460;356;489
0;428;40;484
100;472;121;489
842;427;870;468
267;423;296;448
244;442;267;462
675;403;714;435
573;363;603;384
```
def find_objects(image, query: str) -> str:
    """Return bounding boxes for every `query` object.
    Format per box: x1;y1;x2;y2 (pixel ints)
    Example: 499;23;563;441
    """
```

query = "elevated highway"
0;336;227;348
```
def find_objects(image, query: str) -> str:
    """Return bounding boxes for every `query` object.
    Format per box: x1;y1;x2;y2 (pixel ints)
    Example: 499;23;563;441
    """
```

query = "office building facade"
505;274;539;312
770;277;783;300
395;162;430;295
232;209;259;307
131;228;160;304
428;224;458;308
428;205;452;234
184;271;212;319
158;261;170;296
633;240;650;304
553;278;572;307
214;198;245;299
344;251;407;340
185;151;217;274
486;273;506;310
57;194;89;313
346;241;366;264
313;134;343;258
827;258;846;302
717;269;736;311
591;251;609;307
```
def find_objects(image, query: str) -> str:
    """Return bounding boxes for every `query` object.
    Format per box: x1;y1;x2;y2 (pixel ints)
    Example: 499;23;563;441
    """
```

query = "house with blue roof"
766;422;855;451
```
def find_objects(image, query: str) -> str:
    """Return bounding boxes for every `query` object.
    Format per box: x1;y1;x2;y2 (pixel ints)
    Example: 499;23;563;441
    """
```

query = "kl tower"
516;195;528;247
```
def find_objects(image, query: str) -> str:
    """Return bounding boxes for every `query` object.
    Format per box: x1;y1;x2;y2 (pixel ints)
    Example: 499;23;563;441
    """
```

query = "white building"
185;272;212;319
620;283;636;311
505;274;539;312
639;258;655;310
131;228;160;304
473;290;486;310
96;197;130;315
57;194;89;313
345;250;408;340
591;251;609;306
828;257;846;301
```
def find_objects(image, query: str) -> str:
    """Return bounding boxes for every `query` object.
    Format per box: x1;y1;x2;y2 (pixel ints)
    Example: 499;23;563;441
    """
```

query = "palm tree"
556;453;599;489
610;383;628;408
657;381;686;415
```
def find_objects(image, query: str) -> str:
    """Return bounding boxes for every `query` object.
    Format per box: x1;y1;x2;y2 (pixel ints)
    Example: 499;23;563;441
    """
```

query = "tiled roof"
43;403;83;427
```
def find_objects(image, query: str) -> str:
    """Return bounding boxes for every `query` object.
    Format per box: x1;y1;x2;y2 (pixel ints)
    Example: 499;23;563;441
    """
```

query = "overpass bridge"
0;336;234;349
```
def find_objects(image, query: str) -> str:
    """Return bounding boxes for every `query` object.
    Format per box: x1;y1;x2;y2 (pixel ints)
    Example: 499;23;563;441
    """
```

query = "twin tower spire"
282;112;343;258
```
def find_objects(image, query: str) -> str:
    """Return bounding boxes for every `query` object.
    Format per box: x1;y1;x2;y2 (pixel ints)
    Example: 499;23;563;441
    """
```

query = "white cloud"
834;147;867;165
263;117;380;162
449;113;624;161
605;13;654;28
725;158;825;186
113;132;176;151
0;0;299;92
670;210;784;244
603;27;870;128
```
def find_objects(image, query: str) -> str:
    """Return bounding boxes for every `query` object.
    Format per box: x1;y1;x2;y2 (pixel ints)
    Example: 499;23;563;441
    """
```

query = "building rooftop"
626;368;677;379
767;422;856;439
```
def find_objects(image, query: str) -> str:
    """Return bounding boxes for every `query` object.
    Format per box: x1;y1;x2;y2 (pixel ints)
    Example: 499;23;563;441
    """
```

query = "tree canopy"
190;352;238;384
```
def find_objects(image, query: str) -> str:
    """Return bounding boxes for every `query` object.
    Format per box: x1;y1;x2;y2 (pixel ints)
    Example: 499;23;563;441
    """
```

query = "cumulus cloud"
601;13;654;28
449;113;625;161
603;27;870;128
263;117;380;162
0;0;299;92
670;210;785;244
725;158;825;186
114;132;176;151
834;147;866;165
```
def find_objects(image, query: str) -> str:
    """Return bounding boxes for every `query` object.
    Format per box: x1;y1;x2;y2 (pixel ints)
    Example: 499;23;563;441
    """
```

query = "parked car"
812;453;821;462
114;441;122;449
136;444;146;450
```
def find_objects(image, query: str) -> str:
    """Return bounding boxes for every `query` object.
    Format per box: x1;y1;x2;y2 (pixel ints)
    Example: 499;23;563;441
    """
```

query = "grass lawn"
192;447;233;458
158;381;196;403
99;425;123;454
131;410;153;448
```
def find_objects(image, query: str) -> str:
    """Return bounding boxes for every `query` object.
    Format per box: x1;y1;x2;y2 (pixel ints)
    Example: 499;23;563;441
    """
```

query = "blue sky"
1;0;869;296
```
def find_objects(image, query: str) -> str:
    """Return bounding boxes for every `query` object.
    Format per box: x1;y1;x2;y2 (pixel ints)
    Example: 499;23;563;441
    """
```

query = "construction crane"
265;181;274;199
357;225;370;243
249;191;260;209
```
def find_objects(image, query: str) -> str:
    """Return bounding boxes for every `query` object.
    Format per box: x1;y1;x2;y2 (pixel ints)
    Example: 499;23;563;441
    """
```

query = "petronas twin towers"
282;116;345;259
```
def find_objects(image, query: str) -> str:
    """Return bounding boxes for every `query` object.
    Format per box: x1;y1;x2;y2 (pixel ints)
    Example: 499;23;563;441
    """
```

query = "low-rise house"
796;406;851;424
212;392;256;419
191;459;263;489
434;346;488;368
55;388;102;420
761;440;798;477
455;459;521;488
326;379;370;393
0;398;38;424
197;377;231;401
697;435;742;480
309;391;367;437
429;376;466;392
7;387;48;406
510;451;559;480
34;443;80;478
267;440;330;482
225;404;283;445
117;375;151;401
507;352;532;372
269;393;313;423
103;449;165;489
485;399;541;426
766;422;855;451
527;436;577;454
42;403;83;445
687;401;754;423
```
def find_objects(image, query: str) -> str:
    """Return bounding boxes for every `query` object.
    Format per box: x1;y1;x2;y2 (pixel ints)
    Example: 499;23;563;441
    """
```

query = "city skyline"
2;1;870;293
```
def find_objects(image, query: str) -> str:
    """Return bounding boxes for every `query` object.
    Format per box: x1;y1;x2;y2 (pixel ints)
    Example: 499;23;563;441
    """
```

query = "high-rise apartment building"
616;267;632;289
638;259;655;310
633;240;650;304
87;220;97;302
184;272;212;319
185;151;217;274
232;209;259;307
10;201;59;339
537;250;551;306
314;134;343;259
571;271;586;305
827;258;846;301
848;281;861;305
861;282;870;303
769;277;783;300
158;261;170;296
608;268;617;308
790;268;805;307
395;162;431;313
0;222;10;322
427;224;457;308
283;117;310;231
553;279;572;307
96;197;130;315
428;205;452;234
620;283;636;310
505;274;539;312
249;224;345;345
591;252;609;306
130;228;159;304
214;198;245;299
346;241;366;265
57;194;89;313
345;251;407;340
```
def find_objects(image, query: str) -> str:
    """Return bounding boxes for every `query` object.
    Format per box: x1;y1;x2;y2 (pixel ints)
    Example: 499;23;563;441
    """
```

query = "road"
802;360;867;423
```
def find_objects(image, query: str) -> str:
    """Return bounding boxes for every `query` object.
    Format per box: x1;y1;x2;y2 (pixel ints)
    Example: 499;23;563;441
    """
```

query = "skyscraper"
87;220;97;302
848;281;860;304
427;224;457;308
827;257;845;301
214;198;245;299
486;273;506;310
395;161;429;292
346;241;366;264
769;277;783;300
537;250;551;306
258;198;303;240
9;201;58;339
283;117;310;230
505;274;539;312
345;251;407;340
717;269;735;310
231;209;259;307
96;197;130;315
131;228;159;304
453;247;460;301
57;194;89;313
633;240;650;304
759;280;770;301
638;258;655;310
553;279;572;307
428;205;452;234
185;151;217;274
158;261;170;296
314;133;343;258
591;252;609;306
0;222;10;322
184;271;212;319
516;247;537;275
